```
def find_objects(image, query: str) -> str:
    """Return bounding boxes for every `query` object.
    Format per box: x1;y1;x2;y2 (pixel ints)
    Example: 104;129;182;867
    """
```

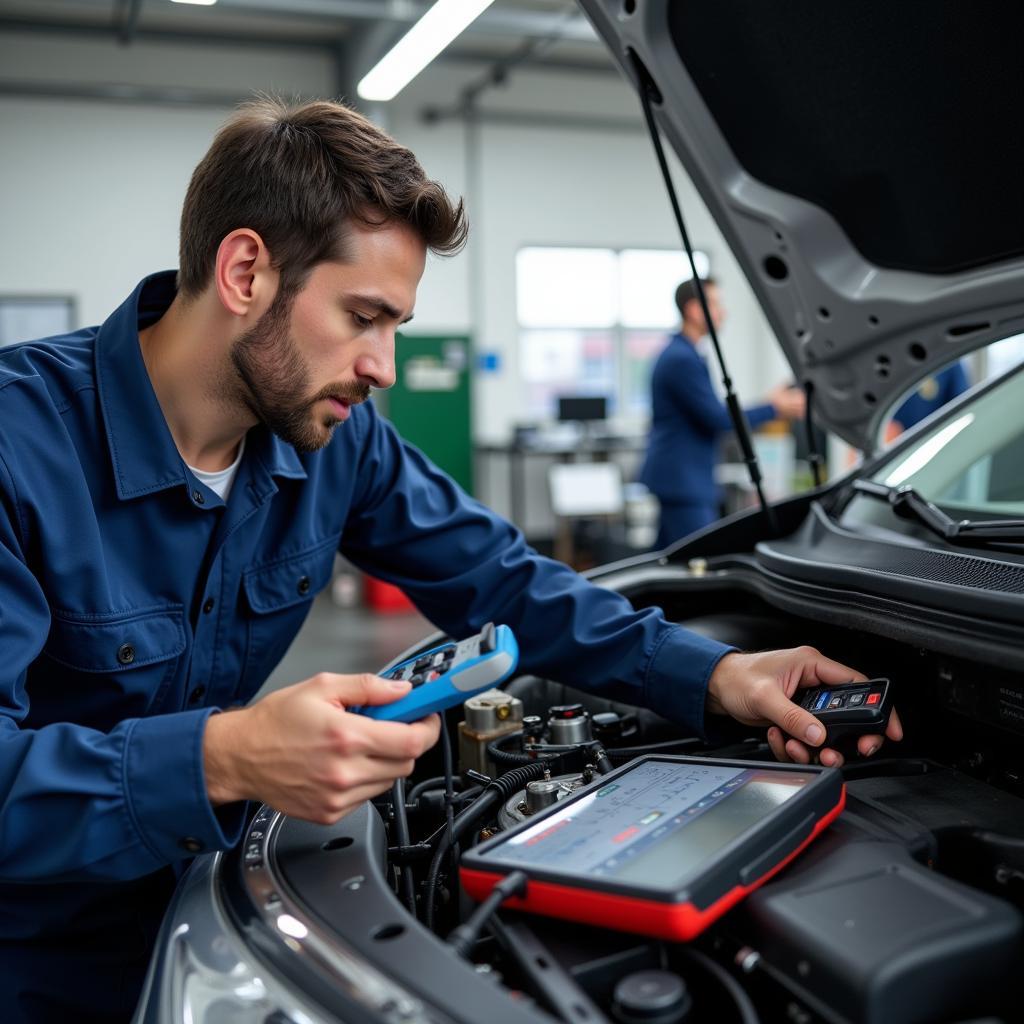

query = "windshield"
868;363;1024;518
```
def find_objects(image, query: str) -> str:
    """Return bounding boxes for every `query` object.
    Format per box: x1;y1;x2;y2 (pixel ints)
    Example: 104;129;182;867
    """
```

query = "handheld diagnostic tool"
798;678;893;745
460;755;844;941
359;622;519;723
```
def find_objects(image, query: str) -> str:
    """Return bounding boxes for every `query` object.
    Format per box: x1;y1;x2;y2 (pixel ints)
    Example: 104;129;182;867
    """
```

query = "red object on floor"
363;575;415;613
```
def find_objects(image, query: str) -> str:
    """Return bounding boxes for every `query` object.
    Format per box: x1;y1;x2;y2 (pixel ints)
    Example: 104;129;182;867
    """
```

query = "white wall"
0;29;336;326
0;29;791;443
2;100;227;326
390;64;790;441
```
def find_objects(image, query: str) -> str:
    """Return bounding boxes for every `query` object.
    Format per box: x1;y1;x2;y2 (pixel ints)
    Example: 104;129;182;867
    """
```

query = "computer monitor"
556;395;607;423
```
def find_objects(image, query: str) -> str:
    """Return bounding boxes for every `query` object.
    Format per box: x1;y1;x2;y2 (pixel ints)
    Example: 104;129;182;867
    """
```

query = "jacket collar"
95;271;306;502
248;424;308;486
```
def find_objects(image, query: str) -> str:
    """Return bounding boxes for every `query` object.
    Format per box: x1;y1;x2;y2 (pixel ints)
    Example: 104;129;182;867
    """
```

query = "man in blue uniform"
887;362;970;438
0;99;900;1022
640;277;806;548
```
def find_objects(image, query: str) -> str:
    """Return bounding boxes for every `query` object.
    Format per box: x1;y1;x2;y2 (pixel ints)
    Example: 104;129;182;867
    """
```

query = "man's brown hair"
674;276;716;319
178;96;467;299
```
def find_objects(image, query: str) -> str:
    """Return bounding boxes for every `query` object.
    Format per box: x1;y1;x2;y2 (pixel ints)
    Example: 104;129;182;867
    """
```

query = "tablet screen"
484;760;816;889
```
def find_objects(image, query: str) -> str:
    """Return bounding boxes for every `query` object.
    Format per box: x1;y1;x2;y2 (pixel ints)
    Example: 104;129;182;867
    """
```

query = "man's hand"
706;647;903;767
203;673;441;824
767;384;807;421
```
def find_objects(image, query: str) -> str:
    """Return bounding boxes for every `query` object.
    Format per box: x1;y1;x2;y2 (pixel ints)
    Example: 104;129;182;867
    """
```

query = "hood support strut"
630;50;779;536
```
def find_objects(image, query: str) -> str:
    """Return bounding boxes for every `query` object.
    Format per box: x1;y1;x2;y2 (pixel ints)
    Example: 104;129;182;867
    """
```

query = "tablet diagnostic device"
460;756;845;941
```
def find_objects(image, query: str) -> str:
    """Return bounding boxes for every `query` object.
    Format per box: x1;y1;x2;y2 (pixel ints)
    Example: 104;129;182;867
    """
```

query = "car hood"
577;0;1024;450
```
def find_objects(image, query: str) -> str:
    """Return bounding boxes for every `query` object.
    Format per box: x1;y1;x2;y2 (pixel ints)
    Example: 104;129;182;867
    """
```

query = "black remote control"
798;678;893;745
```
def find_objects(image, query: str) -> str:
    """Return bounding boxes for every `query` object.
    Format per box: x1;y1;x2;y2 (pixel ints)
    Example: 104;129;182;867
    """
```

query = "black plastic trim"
221;803;550;1024
757;504;1024;616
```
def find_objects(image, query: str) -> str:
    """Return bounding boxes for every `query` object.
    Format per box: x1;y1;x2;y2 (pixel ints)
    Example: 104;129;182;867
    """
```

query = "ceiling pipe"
116;0;146;45
22;0;599;44
215;0;597;41
0;79;247;108
421;6;613;123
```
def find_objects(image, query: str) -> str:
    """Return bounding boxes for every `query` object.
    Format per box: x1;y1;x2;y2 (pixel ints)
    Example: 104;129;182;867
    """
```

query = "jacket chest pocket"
35;607;187;729
241;539;337;694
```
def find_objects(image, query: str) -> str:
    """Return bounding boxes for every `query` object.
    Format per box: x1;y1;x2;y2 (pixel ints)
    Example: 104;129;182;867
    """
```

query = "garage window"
517;246;709;422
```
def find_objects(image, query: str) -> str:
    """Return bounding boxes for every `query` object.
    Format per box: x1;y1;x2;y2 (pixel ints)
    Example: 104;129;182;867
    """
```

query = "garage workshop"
2;3;1024;1023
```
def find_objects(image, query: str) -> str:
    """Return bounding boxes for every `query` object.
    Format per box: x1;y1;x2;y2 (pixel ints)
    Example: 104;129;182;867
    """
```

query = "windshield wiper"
852;479;1024;544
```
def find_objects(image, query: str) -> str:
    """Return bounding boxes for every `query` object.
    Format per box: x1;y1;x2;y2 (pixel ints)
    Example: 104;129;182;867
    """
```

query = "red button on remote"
866;692;881;705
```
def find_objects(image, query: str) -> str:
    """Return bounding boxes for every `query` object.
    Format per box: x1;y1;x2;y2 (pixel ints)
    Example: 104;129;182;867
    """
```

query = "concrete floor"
257;592;435;698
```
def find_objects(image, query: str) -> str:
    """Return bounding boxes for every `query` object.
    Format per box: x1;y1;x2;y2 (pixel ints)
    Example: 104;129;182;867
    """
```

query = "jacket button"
117;643;135;665
179;837;203;854
192;489;205;505
188;685;206;705
203;598;215;614
297;575;311;596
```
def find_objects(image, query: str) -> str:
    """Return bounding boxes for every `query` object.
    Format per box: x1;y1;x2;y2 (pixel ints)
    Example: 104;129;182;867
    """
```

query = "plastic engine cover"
732;824;1022;1024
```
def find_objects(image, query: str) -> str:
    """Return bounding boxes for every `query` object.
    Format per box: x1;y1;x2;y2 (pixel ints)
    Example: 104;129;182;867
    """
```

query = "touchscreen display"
486;760;815;889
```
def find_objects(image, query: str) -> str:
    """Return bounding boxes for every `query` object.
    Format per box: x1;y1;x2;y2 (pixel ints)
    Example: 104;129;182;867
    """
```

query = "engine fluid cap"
547;704;591;744
525;779;561;814
612;970;692;1024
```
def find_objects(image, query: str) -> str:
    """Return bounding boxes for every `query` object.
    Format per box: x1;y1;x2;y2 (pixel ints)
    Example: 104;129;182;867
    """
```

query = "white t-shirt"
186;437;245;501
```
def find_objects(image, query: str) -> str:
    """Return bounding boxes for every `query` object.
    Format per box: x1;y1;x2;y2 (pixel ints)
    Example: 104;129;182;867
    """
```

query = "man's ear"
214;229;276;318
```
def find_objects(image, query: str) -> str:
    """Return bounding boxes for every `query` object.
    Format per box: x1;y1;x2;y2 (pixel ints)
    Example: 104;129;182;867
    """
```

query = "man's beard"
229;293;370;453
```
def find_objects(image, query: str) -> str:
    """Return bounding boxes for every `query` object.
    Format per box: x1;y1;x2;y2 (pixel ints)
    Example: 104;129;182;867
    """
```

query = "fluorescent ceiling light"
358;0;497;102
170;0;218;6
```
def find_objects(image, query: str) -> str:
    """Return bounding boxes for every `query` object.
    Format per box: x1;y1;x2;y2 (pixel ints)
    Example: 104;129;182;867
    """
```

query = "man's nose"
355;334;396;390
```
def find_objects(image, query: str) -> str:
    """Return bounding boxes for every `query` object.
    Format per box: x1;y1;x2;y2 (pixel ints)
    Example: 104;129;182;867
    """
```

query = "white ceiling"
0;0;629;134
0;0;610;69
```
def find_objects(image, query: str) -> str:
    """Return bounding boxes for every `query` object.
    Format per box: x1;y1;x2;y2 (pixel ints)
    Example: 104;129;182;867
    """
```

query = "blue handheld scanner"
359;623;519;723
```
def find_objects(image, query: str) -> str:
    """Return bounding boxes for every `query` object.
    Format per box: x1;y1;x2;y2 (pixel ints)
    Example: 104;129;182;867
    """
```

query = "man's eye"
352;313;373;328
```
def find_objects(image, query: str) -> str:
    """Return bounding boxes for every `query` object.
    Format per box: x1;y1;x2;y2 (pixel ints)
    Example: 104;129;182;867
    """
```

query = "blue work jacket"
639;333;776;505
892;362;970;430
0;274;731;1019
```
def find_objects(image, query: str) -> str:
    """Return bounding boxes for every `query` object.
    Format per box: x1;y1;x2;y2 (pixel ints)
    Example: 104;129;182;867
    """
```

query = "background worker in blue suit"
640;277;807;548
0;100;899;1023
884;361;971;442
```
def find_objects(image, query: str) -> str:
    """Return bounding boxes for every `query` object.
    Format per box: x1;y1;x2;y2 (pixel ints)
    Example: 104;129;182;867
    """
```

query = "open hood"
578;0;1024;450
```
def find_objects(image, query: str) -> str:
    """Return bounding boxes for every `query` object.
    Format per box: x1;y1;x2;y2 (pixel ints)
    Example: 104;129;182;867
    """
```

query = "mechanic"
0;99;901;1023
885;360;971;441
639;277;807;548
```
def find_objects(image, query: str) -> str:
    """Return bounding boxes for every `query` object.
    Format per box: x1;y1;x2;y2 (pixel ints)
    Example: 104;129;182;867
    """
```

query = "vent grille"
861;549;1024;593
767;541;1024;595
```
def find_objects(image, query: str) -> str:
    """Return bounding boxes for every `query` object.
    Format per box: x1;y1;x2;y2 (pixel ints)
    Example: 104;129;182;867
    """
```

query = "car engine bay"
210;570;1024;1024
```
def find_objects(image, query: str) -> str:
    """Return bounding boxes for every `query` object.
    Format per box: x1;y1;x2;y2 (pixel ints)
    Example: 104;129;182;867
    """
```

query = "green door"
377;333;474;495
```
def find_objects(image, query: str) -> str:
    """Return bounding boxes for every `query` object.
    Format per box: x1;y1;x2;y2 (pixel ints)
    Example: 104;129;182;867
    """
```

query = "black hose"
411;786;483;817
680;947;760;1024
441;718;456;839
409;774;467;802
391;779;417;914
486;731;570;769
446;870;528;959
434;716;458;924
704;738;769;760
606;737;704;762
491;731;709;769
424;761;551;931
486;731;535;767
